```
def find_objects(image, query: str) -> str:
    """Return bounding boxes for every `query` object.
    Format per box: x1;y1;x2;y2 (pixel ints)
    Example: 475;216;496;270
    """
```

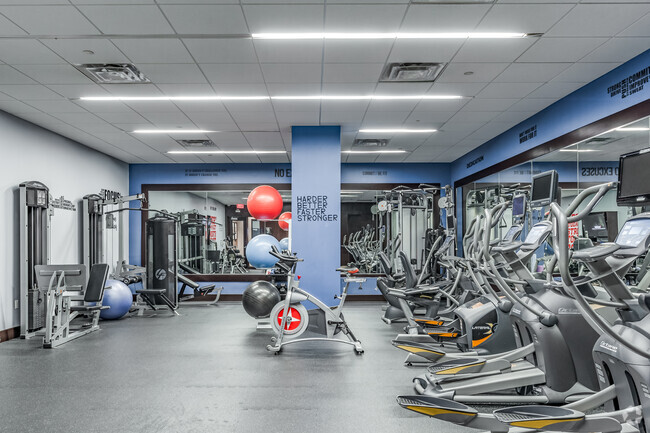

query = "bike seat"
337;266;359;274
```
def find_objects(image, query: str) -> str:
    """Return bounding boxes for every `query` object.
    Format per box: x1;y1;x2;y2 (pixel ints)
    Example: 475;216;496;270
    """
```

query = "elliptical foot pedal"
397;395;477;424
428;357;486;375
392;338;445;361
493;406;585;431
414;318;444;326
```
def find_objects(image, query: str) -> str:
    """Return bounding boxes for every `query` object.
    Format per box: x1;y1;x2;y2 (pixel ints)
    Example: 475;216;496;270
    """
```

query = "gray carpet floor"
0;302;476;433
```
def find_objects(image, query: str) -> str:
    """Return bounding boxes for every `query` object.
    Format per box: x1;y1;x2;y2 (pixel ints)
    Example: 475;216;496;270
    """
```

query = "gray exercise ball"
242;280;281;319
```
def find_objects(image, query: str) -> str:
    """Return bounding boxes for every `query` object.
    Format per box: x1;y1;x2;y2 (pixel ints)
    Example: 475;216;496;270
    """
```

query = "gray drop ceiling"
0;1;648;164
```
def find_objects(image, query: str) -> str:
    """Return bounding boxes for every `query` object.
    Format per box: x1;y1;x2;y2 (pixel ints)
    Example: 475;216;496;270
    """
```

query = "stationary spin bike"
266;246;364;355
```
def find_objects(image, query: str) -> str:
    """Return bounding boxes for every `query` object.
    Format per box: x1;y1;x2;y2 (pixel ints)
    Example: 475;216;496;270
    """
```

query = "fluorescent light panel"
81;94;462;102
252;32;527;39
342;150;407;154
616;127;650;131
359;128;437;133
135;129;214;134
168;150;285;154
558;149;596;153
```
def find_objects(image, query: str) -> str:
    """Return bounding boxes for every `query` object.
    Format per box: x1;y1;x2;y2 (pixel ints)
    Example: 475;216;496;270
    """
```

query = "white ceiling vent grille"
353;138;389;148
584;137;620;146
177;139;217;148
380;63;445;82
75;64;150;84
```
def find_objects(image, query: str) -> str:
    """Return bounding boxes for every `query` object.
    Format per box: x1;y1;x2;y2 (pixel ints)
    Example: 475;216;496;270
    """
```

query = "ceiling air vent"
353;138;389;148
380;63;445;82
584;137;619;146
177;139;217;148
75;63;150;84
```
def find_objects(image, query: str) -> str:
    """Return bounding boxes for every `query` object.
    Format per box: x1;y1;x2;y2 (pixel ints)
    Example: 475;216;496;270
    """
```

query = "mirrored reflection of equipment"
19;181;51;339
582;211;618;243
178;211;206;273
36;264;109;348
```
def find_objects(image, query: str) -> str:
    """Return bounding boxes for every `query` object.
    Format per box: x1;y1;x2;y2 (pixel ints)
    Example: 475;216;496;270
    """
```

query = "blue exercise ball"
100;279;133;320
279;237;290;251
246;234;281;269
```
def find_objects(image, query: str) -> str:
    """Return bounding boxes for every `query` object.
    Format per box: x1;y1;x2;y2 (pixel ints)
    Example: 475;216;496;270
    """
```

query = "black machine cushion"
399;251;418;289
84;263;110;303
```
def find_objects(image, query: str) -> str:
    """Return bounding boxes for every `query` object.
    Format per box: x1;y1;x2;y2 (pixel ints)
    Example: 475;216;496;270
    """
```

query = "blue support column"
291;126;341;306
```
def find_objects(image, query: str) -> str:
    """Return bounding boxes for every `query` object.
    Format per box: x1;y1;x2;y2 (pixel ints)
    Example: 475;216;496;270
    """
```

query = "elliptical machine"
266;246;364;355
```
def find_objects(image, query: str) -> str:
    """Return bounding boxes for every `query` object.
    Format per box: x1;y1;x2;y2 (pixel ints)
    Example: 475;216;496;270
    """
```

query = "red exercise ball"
278;212;292;231
247;185;283;220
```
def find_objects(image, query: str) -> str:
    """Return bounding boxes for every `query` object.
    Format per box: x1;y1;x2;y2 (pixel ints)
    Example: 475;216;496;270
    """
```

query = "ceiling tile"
161;5;248;34
476;3;574;33
261;63;322;84
507;97;557;112
453;38;537;63
0;6;100;35
14;64;92;85
0;40;65;64
25;99;88;113
517;37;608;62
271;99;321;112
400;4;490;32
580;37;650;62
205;131;248;146
325;4;407;32
494;62;572;83
275;111;320;127
42;39;127;64
321;100;370;112
94;111;146;124
619;13;650;37
322;63;383;83
253;40;323;64
462;98;519;111
155;84;216;98
448;111;500;123
79;5;175;34
324;40;394;63
112;39;194;64
387;39;464;63
100;84;162;97
0;66;36;84
551;62;619;83
47;84;109;99
140;111;193;126
320;110;364;124
415;98;467;112
0;99;41;113
428;82;488;97
366;99;419;112
492;110;538;124
546;4;650;37
526;81;584;99
321;82;377;94
405;111;456;124
0;84;65;100
211;83;269;97
201;63;265;84
138;64;208;84
362;110;411;125
243;4;324;33
243;131;284;147
221;98;273;112
183;39;258;64
477;82;542;99
230;110;277;124
266;83;321;97
0;13;27;34
437;62;509;83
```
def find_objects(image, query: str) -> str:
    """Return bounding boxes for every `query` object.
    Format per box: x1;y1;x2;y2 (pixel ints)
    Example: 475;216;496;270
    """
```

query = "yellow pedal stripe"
406;406;476;419
510;418;583;428
395;345;444;356
436;361;485;375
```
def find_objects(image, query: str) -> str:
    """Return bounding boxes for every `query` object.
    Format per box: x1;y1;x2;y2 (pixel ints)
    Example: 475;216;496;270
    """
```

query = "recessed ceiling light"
134;129;215;134
359;129;437;133
558;149;597;153
168;150;286;154
342;150;407;154
80;96;270;101
80;94;463;102
616;127;650;131
251;32;527;40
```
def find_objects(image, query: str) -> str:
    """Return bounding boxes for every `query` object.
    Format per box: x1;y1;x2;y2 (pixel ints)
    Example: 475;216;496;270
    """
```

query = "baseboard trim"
0;326;20;343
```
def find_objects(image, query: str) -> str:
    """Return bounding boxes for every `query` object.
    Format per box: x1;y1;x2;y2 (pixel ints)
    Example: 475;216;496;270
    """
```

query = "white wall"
0;111;129;332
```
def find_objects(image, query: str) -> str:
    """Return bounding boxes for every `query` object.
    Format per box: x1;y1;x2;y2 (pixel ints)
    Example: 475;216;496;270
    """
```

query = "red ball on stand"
247;185;283;220
278;212;292;231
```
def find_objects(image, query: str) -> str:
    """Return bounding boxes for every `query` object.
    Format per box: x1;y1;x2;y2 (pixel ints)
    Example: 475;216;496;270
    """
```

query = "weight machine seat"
337;266;359;274
399;251;418;289
84;263;110;303
177;274;217;297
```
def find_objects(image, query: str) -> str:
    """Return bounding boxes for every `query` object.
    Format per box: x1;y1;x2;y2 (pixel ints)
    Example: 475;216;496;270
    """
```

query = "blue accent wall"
450;48;650;184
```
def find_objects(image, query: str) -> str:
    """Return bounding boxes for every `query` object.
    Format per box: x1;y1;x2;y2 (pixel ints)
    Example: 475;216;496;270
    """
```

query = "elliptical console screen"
618;148;650;205
531;170;558;208
512;195;526;218
503;225;521;243
524;224;549;245
616;218;650;248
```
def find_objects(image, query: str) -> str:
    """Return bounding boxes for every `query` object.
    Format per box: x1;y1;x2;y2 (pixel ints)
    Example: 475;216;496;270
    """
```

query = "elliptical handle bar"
565;182;617;222
550;202;650;359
